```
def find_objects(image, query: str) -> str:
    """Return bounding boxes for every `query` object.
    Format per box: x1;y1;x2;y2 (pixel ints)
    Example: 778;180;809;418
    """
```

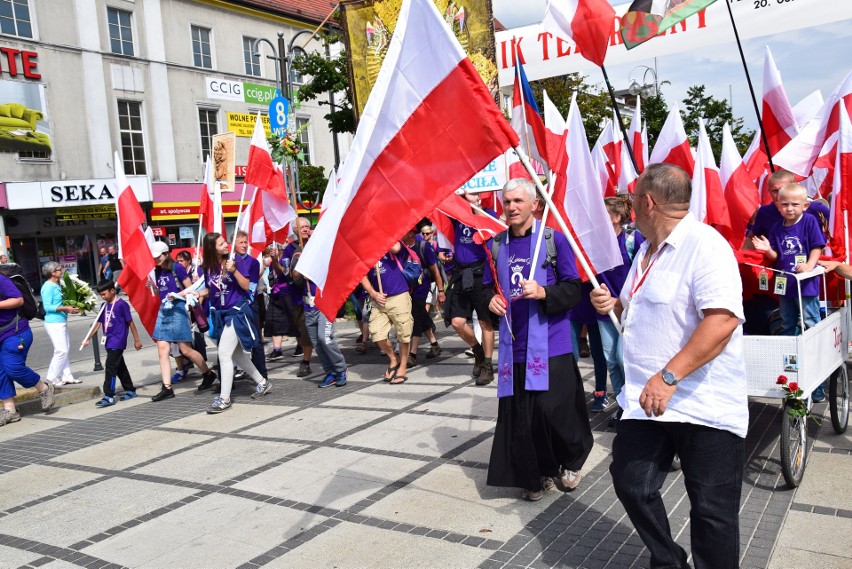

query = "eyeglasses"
421;232;433;236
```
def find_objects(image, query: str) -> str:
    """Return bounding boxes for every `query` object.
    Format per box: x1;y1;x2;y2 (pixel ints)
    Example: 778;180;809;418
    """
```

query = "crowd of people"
0;162;845;569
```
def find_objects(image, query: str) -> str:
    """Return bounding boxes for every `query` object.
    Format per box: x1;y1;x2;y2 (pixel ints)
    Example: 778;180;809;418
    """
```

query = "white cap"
151;241;170;258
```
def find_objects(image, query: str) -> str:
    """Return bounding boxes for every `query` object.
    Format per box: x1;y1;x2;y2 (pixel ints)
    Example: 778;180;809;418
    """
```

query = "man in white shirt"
591;163;748;569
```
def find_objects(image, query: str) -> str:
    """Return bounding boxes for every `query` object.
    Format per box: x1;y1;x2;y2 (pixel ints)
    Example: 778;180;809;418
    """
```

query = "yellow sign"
227;113;271;137
340;0;498;119
55;205;116;221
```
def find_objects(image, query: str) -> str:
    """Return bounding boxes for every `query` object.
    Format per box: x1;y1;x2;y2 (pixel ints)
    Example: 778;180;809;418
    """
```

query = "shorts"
369;292;413;343
411;295;432;338
445;273;496;325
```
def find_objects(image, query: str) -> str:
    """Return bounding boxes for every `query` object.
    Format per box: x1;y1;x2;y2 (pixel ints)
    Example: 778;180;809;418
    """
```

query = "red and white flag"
720;122;760;250
690;118;732;244
761;46;799;157
112;151;160;336
599;118;622;190
742;130;768;183
542;89;569;177
431;192;507;251
244;113;288;200
236;188;297;250
828;102;852;255
649;103;695;176
512;58;551;174
198;155;225;235
618;139;639;194
629;96;645;173
296;0;518;319
792;90;824;131
541;0;615;68
641;122;650;170
592;137;616;197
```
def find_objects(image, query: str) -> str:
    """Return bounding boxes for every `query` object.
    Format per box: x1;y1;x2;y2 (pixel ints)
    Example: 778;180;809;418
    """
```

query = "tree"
680;85;754;157
642;93;670;151
290;32;355;135
298;164;328;208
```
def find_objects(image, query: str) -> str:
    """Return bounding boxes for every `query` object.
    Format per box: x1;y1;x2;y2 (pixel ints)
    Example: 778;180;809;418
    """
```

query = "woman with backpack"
1;272;56;426
149;242;217;402
41;261;81;386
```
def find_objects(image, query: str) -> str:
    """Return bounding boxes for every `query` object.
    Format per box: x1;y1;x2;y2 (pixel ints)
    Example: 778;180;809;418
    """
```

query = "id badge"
774;276;787;295
794;255;807;265
101;335;107;345
303;295;315;308
759;271;769;291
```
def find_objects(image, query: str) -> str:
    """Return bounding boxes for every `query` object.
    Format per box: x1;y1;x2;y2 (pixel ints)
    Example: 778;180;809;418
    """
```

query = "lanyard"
629;243;668;301
103;300;116;334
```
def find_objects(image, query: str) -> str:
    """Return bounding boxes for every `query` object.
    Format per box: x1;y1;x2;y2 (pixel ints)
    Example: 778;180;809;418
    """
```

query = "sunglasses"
421;232;433;236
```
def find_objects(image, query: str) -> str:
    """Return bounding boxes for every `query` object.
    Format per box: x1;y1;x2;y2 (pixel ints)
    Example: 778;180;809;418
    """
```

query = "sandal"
390;375;408;384
383;364;400;382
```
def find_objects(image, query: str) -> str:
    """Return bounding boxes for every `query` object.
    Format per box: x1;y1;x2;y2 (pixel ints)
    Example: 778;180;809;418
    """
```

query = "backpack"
0;263;41;321
490;228;559;278
392;243;423;288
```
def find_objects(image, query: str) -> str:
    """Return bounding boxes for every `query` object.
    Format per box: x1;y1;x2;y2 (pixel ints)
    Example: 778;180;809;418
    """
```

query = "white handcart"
743;266;850;487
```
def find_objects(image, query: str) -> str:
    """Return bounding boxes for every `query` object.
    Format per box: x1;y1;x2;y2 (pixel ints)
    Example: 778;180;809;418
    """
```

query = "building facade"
0;0;348;288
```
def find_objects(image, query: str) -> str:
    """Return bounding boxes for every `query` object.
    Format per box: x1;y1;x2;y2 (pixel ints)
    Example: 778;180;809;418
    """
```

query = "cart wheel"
780;402;808;488
829;365;849;434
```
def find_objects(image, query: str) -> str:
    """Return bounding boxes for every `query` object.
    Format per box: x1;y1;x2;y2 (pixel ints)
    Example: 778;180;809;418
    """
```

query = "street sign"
268;96;290;136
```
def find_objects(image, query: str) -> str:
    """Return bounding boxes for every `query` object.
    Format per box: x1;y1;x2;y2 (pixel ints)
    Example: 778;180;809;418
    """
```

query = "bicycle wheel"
830;365;849;434
780;401;808;488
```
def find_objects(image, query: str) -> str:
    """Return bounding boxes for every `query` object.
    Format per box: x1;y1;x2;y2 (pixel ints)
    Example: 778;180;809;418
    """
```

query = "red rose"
788;382;799;393
776;375;788;385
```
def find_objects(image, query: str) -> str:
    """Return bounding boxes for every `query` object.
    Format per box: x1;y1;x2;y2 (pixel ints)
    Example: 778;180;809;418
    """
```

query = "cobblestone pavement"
2;322;850;569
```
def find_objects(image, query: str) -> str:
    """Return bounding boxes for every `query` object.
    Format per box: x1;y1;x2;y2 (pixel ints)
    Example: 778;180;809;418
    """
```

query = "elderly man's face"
298;219;311;240
502;188;536;230
108;246;116;254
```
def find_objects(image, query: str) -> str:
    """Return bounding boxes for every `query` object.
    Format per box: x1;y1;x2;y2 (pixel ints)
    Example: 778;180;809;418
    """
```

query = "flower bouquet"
61;272;98;315
777;374;820;423
267;121;310;165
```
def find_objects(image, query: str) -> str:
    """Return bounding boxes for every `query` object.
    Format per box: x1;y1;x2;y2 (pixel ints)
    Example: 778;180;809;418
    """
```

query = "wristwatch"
661;367;680;386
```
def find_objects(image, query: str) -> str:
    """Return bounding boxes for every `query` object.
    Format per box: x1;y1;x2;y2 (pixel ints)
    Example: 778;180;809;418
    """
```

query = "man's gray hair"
638;163;691;205
503;178;537;202
42;261;61;278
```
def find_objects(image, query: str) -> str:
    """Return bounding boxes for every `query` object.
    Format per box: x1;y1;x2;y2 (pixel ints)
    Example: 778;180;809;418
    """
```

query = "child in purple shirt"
753;183;826;335
82;280;143;407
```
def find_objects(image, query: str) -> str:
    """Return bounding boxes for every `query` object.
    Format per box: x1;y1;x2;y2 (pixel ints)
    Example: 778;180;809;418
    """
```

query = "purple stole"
496;221;550;398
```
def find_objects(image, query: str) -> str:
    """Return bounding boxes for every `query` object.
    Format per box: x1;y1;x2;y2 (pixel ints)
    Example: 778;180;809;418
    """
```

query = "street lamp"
628;64;659;98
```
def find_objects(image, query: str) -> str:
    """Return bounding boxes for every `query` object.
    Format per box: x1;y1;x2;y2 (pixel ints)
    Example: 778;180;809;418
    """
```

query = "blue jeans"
778;295;820;335
597;319;625;397
611;420;744;569
0;328;41;400
571;319;607;393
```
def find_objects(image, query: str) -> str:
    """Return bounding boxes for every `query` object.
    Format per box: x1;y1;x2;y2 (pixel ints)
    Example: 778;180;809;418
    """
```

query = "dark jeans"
570;320;607;392
103;349;135;397
610;420;744;569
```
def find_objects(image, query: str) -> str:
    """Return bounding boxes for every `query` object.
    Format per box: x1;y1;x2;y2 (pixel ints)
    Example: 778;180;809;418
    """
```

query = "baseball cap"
151;241;170;258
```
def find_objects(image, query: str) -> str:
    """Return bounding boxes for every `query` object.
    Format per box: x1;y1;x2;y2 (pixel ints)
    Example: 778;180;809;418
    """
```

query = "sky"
490;0;852;133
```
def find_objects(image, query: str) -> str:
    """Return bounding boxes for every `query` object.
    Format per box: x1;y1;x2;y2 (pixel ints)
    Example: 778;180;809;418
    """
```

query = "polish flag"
431;192;507;251
649;103;695;176
629;96;645;173
599;118;622;189
792;90;824;133
592;137;616;197
319;167;338;216
828;102;852;258
542;89;569;177
548;94;621;276
199;155;225;235
112;151;159;336
244;113;288;200
512;58;551;174
236;188;297;250
742;130;769;183
618;139;639;194
761;46;799;156
775;70;852;177
541;0;615;67
296;0;518;319
720;123;760;250
690;118;732;244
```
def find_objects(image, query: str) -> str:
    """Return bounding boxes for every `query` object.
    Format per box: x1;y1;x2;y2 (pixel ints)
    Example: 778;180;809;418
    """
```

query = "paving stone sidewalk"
1;326;850;569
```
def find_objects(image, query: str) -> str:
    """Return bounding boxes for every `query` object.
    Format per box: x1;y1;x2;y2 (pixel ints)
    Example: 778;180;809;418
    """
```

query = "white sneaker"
558;469;582;491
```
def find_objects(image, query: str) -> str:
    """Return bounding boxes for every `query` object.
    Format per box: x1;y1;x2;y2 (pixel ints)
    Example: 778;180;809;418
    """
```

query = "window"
243;36;261;77
296;117;311;165
191;25;212;69
107;7;134;56
289;65;303;86
117;101;146;175
198;108;218;161
0;0;32;38
18;150;50;160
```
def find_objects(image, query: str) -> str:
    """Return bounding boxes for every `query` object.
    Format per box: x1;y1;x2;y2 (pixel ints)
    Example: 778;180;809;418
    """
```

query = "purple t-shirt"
505;230;577;362
98;298;133;350
282;242;303;305
235;253;260;299
752;200;829;238
205;266;249;310
439;247;455;274
596;230;636;321
367;245;410;297
768;214;827;297
410;240;438;299
155;263;188;300
0;275;29;344
451;208;497;267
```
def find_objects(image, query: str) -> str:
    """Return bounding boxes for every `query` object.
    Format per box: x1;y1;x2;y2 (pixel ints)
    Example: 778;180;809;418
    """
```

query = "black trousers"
103;349;135;397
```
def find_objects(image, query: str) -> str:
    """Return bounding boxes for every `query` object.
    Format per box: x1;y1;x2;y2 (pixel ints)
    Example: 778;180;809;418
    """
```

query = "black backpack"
0;263;41;321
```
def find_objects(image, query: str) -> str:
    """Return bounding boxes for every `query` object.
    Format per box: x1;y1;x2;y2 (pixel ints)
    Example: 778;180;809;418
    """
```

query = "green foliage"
680;85;754;158
299;164;328;207
642;93;670;151
290;32;355;134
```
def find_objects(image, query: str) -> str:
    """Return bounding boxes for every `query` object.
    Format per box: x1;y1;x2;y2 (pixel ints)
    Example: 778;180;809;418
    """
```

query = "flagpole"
195;213;204;266
287;158;304;248
514;145;620;330
600;65;640;175
529;170;554;279
78;303;107;351
230;182;247;260
724;0;774;172
513;40;536;166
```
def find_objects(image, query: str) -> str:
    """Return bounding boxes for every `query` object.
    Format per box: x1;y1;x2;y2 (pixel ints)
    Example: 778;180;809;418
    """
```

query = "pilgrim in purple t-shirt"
504;230;577;362
410;240;438;299
768;214;826;297
752;200;829;238
450;208;497;266
367;245;410;297
155;263;188;300
282;242;303;305
0;275;29;344
596;230;638;321
205;267;249;310
98;298;133;350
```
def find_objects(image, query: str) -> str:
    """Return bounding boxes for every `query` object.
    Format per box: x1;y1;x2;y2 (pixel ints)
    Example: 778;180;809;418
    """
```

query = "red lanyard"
629;244;667;300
